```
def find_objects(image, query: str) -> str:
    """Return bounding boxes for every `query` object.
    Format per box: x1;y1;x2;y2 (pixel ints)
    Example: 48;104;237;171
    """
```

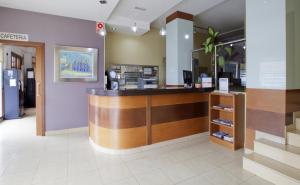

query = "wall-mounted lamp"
98;29;106;36
160;28;166;36
131;23;138;33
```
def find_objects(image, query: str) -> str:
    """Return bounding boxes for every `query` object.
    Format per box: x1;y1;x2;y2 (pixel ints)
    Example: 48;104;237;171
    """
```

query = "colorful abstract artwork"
55;46;98;82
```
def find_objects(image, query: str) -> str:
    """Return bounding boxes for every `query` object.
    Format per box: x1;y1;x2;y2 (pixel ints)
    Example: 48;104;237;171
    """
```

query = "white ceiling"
107;0;184;35
0;0;120;21
151;0;226;29
194;0;245;33
0;0;242;36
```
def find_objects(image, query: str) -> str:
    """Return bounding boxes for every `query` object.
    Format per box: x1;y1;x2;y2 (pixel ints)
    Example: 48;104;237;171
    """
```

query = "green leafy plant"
203;27;219;54
203;27;233;69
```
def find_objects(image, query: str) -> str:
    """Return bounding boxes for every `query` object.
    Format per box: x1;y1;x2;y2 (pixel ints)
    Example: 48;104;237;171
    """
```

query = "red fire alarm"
96;22;105;33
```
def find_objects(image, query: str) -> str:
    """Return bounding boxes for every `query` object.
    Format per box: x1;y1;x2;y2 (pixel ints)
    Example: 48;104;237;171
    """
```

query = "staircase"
243;118;300;185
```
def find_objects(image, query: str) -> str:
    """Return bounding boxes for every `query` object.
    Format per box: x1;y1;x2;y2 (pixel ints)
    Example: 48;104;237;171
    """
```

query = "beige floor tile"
161;162;196;183
68;170;103;185
104;177;139;185
0;109;275;185
134;169;173;185
241;175;275;185
99;163;133;184
177;175;213;185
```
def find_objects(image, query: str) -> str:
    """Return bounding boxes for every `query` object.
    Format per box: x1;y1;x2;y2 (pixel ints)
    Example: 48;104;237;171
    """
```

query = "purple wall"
0;7;104;131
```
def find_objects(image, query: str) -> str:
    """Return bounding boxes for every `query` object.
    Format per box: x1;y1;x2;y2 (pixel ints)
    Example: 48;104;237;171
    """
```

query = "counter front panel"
89;95;148;149
88;88;211;149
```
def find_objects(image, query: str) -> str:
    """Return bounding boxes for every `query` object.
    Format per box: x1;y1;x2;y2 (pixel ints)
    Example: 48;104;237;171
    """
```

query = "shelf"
211;121;233;129
209;92;245;150
211;107;234;113
210;135;234;150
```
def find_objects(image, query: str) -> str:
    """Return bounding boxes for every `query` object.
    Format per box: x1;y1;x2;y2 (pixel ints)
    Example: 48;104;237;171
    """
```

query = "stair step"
287;130;300;147
243;153;300;185
254;138;300;169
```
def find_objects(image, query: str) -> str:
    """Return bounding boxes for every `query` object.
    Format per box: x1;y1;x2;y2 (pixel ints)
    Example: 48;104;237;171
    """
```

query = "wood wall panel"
286;89;300;113
89;105;146;129
246;88;300;138
166;11;193;24
152;117;208;143
89;122;147;149
151;93;209;107
247;108;285;137
151;102;208;124
246;89;286;113
89;95;147;109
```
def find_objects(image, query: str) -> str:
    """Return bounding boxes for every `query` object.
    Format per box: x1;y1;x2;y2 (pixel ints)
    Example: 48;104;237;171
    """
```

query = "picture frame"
54;46;98;82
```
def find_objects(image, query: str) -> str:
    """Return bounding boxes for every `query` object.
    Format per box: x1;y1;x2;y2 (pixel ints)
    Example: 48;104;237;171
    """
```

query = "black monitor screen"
183;70;193;85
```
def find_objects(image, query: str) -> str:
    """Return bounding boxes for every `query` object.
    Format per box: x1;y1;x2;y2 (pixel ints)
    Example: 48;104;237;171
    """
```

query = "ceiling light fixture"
99;0;107;4
160;28;166;36
184;34;190;40
131;23;138;33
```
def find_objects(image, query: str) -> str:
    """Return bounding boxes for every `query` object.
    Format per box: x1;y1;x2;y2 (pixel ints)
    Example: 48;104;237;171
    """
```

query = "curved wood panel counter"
88;88;212;149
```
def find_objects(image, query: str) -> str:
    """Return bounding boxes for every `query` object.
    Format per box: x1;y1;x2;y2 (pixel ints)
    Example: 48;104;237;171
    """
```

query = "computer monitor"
183;70;193;85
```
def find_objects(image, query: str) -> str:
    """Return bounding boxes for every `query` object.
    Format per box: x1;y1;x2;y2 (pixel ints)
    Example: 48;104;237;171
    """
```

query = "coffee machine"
105;70;119;90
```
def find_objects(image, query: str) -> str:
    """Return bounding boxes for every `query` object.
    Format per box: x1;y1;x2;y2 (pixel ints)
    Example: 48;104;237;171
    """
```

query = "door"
0;47;3;118
35;45;45;136
0;40;45;136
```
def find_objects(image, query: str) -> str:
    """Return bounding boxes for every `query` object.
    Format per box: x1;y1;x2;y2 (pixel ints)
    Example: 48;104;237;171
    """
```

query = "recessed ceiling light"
99;0;107;4
184;34;190;39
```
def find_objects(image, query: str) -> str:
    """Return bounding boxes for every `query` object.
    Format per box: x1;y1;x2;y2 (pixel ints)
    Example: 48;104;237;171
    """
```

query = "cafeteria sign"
0;32;29;41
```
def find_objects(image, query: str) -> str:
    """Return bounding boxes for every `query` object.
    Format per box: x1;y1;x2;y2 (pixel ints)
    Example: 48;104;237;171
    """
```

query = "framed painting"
54;46;98;82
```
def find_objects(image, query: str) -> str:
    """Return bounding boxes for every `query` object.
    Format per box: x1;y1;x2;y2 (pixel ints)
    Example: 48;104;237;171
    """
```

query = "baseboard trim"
90;132;209;155
46;127;88;136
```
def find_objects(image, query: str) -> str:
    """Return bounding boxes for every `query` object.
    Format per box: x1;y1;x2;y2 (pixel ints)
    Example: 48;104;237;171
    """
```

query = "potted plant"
203;26;232;73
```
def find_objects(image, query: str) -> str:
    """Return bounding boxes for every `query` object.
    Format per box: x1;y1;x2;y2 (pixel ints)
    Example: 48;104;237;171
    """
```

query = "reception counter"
88;88;212;149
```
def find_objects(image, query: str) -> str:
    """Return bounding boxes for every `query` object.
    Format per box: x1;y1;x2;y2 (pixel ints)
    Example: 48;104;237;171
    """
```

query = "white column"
166;15;193;85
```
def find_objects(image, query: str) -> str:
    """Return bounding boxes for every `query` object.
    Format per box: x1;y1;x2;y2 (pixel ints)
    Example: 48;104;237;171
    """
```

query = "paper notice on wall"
260;61;285;88
9;79;17;87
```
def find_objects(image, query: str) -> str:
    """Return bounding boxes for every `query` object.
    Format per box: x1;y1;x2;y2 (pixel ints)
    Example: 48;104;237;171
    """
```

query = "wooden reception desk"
88;88;212;149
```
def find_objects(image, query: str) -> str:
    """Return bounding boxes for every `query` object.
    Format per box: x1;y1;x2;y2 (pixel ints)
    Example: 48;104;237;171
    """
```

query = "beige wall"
105;28;166;85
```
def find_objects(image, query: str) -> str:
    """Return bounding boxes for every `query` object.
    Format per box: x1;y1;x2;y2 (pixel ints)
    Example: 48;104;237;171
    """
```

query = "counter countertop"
87;87;214;96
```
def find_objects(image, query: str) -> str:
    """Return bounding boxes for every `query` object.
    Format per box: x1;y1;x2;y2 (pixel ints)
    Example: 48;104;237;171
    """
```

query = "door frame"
0;40;45;136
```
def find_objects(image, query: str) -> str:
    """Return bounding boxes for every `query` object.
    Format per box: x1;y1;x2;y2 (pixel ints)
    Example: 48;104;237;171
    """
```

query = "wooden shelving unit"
209;92;245;150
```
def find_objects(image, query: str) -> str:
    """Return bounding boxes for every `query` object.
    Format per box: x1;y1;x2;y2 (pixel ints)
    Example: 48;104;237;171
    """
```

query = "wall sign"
0;32;29;42
219;78;229;93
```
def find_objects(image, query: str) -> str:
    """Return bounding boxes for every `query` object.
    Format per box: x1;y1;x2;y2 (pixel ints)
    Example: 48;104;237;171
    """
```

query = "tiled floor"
0;109;274;185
